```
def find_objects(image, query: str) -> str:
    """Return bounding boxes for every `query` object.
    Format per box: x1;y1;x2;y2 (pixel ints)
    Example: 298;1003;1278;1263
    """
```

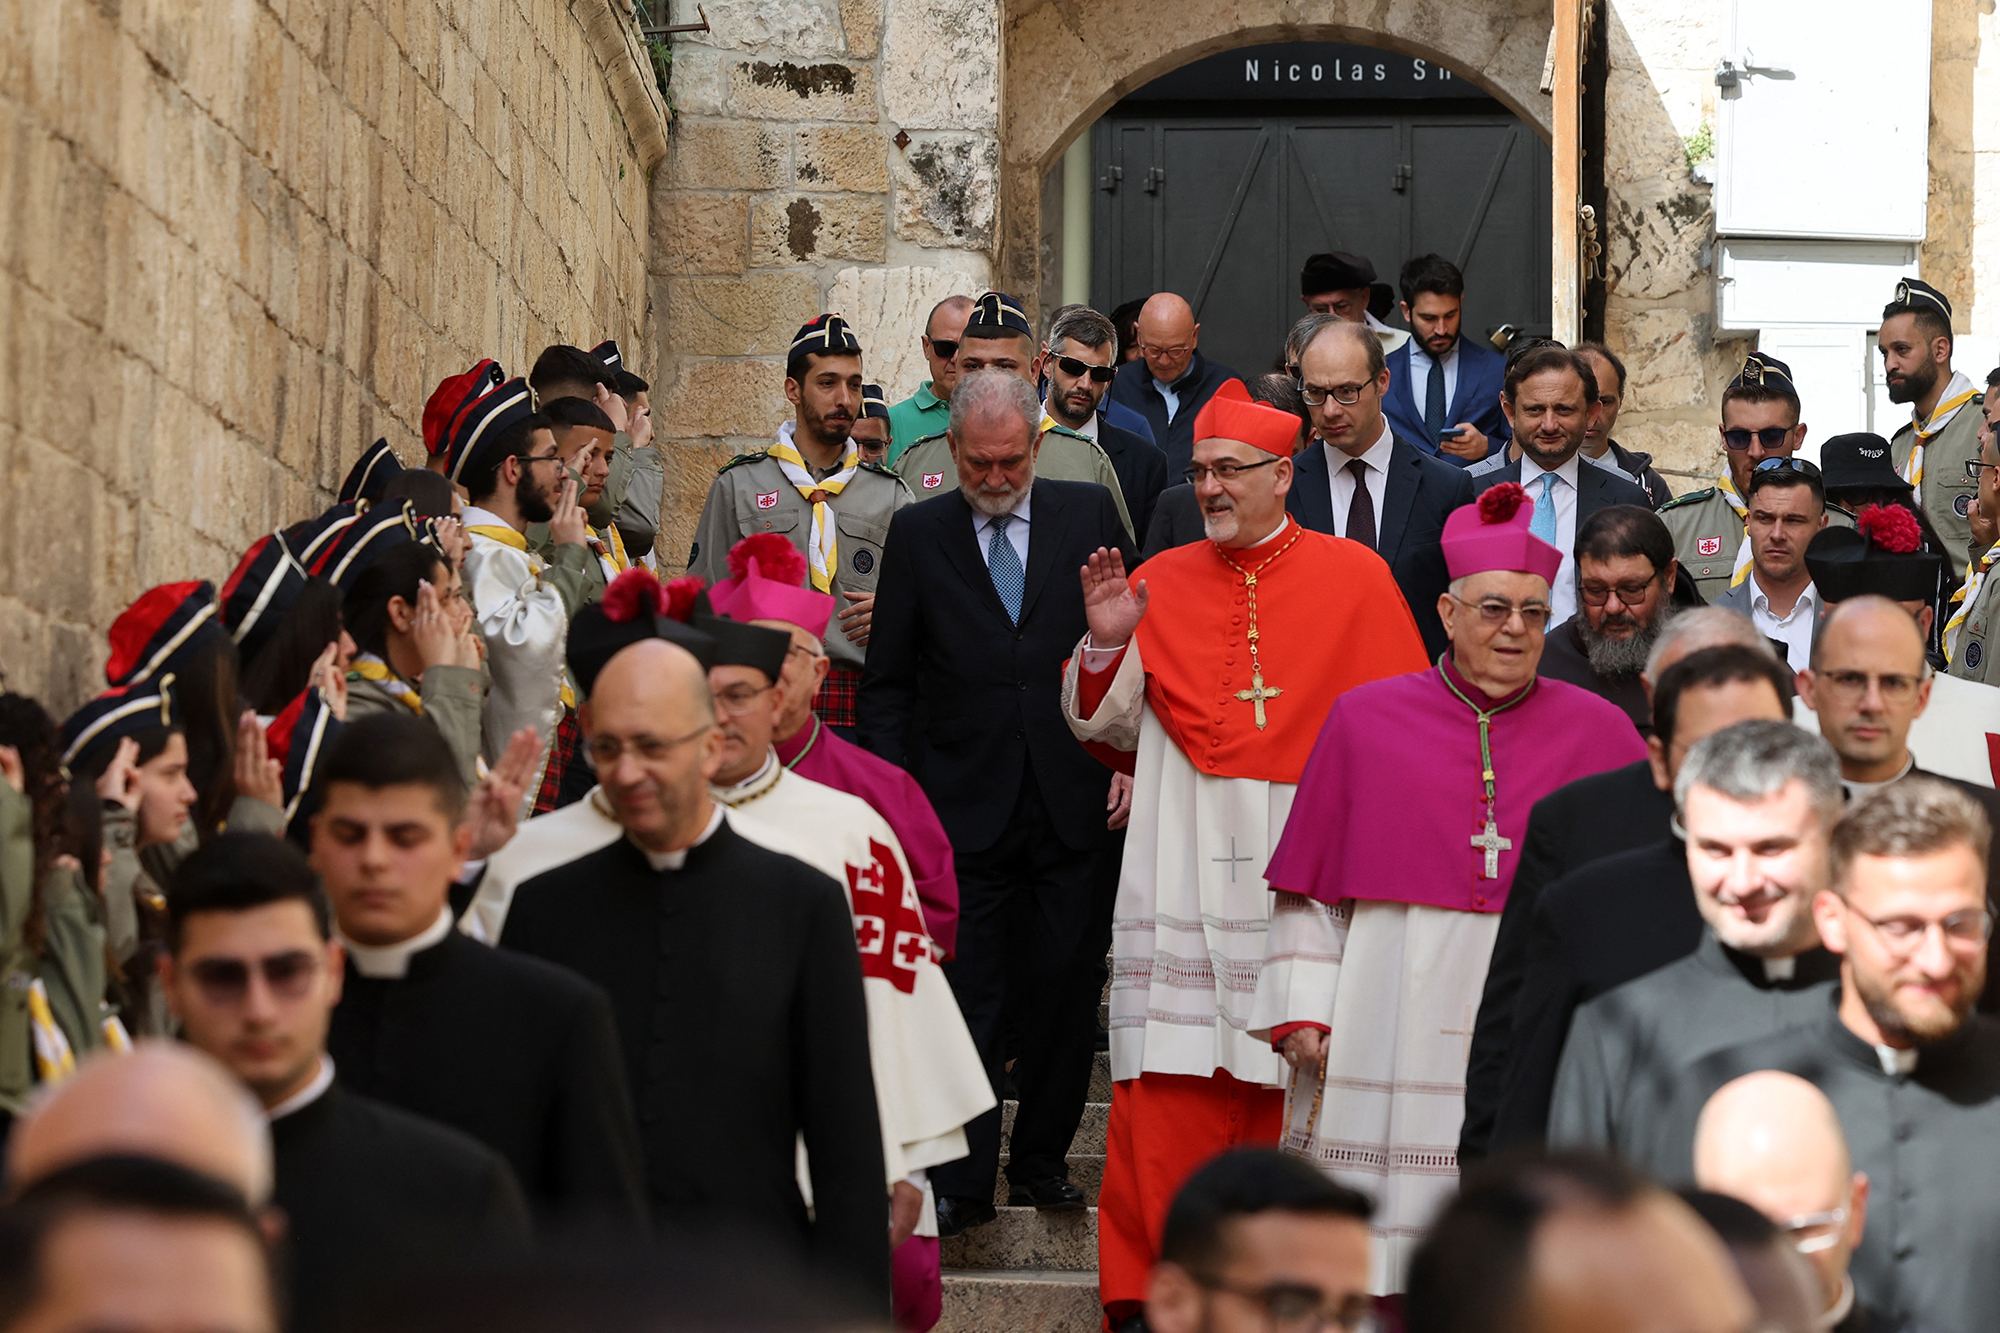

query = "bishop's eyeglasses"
1184;457;1280;486
1447;593;1552;630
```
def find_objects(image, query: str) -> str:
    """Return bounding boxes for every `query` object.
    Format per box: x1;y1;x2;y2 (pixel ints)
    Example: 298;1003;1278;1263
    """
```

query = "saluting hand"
549;473;590;548
1080;547;1149;649
95;738;143;813
593;382;630;434
410;581;458;671
234;711;286;811
466;727;542;859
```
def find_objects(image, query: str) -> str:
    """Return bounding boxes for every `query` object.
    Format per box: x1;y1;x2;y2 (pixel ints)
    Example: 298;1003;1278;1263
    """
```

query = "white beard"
1202;501;1240;544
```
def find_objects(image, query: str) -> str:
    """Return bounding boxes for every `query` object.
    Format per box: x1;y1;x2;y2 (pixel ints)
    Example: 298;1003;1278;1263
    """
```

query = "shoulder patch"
1657;488;1717;511
910;430;948;447
717;450;770;475
858;460;902;479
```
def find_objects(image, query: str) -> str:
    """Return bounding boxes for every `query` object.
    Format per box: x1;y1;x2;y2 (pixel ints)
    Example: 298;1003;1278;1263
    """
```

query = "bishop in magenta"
1252;482;1646;1291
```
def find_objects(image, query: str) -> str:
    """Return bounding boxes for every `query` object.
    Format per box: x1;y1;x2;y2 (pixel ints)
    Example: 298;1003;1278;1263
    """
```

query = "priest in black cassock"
1546;720;1844;1159
1482;644;1794;1150
312;714;646;1227
1461;607;1779;1159
1652;778;2000;1333
160;834;530;1333
498;634;889;1311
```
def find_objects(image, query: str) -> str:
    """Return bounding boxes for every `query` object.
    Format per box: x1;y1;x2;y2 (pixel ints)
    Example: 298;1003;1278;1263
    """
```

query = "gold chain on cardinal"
1216;522;1305;729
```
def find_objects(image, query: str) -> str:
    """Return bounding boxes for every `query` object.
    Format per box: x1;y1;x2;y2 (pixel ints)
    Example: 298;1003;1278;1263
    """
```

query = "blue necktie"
987;514;1024;623
1424;351;1448;444
1530;472;1558;546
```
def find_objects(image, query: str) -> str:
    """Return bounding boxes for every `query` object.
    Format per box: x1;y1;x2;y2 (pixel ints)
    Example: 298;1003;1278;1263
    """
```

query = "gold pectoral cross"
1470;818;1512;879
1234;670;1283;729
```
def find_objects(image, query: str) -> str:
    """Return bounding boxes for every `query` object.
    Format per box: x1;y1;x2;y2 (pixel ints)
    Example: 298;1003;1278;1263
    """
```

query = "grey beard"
1578;602;1674;675
964;473;1033;517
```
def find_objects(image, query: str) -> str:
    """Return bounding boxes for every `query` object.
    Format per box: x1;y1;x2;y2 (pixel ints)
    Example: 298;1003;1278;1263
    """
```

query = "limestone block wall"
0;0;667;711
649;0;997;572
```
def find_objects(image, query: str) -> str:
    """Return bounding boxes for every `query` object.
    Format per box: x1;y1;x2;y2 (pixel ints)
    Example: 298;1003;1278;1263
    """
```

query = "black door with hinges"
1091;111;1552;378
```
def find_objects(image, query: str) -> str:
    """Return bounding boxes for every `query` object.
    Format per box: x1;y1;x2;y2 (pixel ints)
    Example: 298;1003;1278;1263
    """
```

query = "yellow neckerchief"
467;524;528;550
768;421;858;591
1903;376;1979;491
1944;542;2000;663
27;980;73;1084
588;524;628;583
1715;474;1758;589
349;654;423;715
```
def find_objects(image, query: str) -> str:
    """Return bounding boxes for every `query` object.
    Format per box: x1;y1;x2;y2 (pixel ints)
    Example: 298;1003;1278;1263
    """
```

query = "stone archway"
995;1;1557;300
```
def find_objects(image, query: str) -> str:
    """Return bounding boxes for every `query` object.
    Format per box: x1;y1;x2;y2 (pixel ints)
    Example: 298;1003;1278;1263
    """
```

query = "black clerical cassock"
499;816;888;1311
328;920;647;1226
271;1075;531;1333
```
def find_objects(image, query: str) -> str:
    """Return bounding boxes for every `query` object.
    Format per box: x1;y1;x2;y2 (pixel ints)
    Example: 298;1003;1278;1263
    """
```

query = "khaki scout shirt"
1891;390;1985;567
1659;482;1854;605
687;452;913;672
893;427;1135;542
1949;549;2000;684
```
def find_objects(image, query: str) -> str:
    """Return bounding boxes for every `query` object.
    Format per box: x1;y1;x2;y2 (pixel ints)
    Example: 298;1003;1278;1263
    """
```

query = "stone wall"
649;0;996;571
0;0;667;711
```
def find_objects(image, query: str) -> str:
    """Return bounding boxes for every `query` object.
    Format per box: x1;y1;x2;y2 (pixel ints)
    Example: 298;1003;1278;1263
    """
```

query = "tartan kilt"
533;709;586;815
814;664;862;731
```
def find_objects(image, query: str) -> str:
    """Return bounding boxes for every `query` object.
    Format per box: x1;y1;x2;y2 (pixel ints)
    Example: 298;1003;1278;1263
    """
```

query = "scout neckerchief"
588;523;630;584
349;652;423;715
461;512;574;710
1437;655;1538;880
27;980;73;1084
1945;542;2000;664
769;421;858;592
1213;519;1306;730
1902;372;1979;493
1717;473;1758;590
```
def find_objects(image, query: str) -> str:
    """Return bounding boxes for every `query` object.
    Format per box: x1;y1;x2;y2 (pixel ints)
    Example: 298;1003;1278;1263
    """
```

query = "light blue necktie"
1530;472;1558;547
987;514;1024;623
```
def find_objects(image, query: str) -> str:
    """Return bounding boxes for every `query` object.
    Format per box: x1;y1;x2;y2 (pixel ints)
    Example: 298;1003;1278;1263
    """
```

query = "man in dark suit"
858;369;1134;1237
313;714;646;1229
1106;293;1241;479
1039;305;1169;545
1382;254;1511;466
1286;318;1472;660
1473;345;1653;630
160;834;531;1333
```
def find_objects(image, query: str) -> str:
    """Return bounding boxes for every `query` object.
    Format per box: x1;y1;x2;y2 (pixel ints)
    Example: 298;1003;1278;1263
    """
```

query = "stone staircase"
936;1040;1113;1331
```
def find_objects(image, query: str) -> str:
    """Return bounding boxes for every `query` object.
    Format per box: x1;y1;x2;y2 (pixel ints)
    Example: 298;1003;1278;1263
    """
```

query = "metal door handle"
1144;166;1165;194
1393;163;1412;192
1099;165;1122;193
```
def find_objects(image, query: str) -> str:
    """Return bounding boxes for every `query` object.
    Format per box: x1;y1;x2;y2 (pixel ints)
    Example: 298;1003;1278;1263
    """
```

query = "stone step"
940;1204;1097;1270
993;1153;1107;1206
1001;1099;1109;1157
938;1269;1100;1333
1089;1049;1112;1103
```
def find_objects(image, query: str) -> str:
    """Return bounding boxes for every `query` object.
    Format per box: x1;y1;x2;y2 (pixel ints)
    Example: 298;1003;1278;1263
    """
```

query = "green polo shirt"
886;382;948;464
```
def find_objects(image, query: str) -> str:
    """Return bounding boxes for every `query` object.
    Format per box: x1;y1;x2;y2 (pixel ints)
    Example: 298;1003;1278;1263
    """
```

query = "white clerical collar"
1875;1043;1919;1076
1238;514;1292;550
1044;400;1099;440
267;1056;335;1121
1762;954;1797;982
713;751;783;807
1815;1276;1855;1332
639;804;726;871
1844;754;1915;802
338;906;453;980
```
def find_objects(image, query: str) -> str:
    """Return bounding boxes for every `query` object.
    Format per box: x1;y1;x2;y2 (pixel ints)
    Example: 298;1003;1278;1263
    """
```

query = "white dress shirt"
1748;577;1819;669
1157;379;1182;422
972;492;1032;570
1405;341;1460;424
1520;452;1583;624
1324;420;1395;542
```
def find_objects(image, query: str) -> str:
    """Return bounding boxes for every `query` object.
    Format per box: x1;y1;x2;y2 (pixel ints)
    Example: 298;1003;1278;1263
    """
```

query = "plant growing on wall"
630;0;675;110
1682;121;1714;172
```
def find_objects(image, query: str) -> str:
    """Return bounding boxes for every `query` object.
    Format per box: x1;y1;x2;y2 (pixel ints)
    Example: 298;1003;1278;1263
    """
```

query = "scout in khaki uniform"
1882;278;1984;567
1660;352;1853;603
894;292;1137;542
851;384;892;465
688;314;912;732
1946;415;2000;682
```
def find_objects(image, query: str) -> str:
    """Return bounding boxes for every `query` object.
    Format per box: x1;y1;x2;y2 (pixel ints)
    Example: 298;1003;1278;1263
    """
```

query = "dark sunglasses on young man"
188;951;322;1006
1723;425;1793;451
1053;354;1117;384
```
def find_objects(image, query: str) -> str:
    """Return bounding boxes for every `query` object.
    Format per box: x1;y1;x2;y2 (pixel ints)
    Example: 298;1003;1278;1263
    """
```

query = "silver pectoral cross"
1470;819;1511;879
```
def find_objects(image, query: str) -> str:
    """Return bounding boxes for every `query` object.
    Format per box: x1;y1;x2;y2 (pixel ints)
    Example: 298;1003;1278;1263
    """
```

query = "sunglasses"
1723;426;1792;451
1053;354;1117;384
1753;456;1820;477
927;338;960;360
188;951;322;1006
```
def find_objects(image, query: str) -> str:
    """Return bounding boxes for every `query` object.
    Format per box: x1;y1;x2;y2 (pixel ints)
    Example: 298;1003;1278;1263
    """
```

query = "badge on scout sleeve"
1969;641;1984;671
852;550;874;574
1698;536;1722;556
1957;494;1975;518
756;491;780;510
923;472;945;490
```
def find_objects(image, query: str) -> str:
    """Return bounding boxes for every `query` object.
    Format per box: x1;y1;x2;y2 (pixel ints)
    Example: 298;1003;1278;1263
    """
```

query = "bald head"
10;1044;273;1205
1136;294;1198;385
1695;1072;1861;1315
1646;606;1773;684
589;639;714;732
1812;594;1926;674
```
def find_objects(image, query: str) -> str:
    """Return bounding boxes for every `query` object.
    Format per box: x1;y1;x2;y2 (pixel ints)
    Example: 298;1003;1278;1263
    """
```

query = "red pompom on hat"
600;567;666;624
1856;503;1922;555
1191;379;1300;457
708;535;837;639
662;574;707;624
1441;485;1563;585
